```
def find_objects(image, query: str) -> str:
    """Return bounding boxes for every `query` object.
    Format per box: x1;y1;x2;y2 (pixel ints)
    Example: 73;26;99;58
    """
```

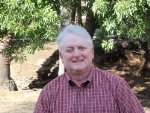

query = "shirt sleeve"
116;78;145;113
33;86;53;113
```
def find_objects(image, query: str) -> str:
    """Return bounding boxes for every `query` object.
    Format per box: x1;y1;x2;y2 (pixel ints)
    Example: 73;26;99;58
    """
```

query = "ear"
92;49;94;59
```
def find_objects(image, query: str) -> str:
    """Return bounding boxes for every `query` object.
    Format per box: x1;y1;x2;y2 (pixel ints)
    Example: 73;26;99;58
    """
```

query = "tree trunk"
0;35;18;91
76;0;82;25
84;9;97;37
141;41;150;77
0;53;18;91
70;0;77;24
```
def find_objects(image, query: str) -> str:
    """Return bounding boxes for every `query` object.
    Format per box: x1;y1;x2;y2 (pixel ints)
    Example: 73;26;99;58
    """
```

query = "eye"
65;47;73;53
78;46;86;51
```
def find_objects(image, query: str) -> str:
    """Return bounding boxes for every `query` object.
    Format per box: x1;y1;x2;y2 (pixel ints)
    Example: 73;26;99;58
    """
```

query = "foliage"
0;0;60;61
101;39;114;52
92;0;150;51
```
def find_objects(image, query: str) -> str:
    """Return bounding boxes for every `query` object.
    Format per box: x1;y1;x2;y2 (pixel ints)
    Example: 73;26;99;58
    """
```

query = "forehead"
61;33;90;47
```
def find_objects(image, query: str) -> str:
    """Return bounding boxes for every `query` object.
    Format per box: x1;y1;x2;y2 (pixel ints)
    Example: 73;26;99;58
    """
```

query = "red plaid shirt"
34;68;144;113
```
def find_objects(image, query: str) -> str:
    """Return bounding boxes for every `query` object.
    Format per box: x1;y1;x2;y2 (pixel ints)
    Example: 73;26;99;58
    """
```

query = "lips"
72;61;82;63
72;59;84;63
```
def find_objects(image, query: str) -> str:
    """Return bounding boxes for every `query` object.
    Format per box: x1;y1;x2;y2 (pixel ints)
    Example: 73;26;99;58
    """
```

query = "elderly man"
34;25;144;113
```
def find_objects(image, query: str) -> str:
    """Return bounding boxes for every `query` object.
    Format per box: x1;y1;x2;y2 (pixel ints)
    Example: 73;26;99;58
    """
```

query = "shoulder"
93;68;130;96
93;67;126;86
42;74;66;94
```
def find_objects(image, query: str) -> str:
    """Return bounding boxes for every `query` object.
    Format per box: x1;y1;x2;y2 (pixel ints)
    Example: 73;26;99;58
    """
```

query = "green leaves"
0;0;60;61
92;0;150;52
147;0;150;6
92;0;150;38
92;0;109;17
101;39;114;52
103;18;117;35
114;0;137;22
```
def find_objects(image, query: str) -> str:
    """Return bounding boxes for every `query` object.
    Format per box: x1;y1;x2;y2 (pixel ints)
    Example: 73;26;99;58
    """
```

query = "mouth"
72;59;84;63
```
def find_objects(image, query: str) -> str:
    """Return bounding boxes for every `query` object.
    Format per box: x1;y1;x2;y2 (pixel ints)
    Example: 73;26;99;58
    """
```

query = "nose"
73;48;80;57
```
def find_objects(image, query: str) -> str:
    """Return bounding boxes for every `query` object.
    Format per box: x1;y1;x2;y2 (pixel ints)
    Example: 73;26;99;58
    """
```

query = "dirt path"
0;90;40;113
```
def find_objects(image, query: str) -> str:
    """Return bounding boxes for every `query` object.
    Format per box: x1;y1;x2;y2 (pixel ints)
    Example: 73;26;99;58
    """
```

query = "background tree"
0;0;60;90
92;0;150;75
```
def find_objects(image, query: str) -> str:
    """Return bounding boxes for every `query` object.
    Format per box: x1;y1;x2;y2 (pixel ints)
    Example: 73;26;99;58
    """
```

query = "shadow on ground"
29;50;59;88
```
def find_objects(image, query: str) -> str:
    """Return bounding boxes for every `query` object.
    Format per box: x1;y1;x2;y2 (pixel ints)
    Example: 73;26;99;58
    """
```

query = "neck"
66;65;93;83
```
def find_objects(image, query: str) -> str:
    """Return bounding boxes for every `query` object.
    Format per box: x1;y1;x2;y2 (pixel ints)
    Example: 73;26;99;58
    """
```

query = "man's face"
59;33;94;73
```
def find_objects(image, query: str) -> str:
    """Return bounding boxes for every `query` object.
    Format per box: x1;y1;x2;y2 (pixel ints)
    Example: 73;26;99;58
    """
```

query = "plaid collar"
65;67;94;87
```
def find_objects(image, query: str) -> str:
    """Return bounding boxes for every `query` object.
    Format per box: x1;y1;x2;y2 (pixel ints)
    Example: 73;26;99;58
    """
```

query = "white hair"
57;24;93;49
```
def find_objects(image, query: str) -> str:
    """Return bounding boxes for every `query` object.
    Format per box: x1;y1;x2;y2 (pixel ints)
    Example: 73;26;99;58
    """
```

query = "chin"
72;67;87;72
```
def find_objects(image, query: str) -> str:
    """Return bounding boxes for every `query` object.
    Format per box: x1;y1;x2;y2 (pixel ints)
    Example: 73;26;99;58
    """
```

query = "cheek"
60;54;72;64
88;55;94;62
85;51;94;59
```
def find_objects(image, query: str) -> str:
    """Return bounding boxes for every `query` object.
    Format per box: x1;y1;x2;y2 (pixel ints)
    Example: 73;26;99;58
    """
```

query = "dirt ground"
0;42;150;113
0;90;40;113
0;42;57;113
